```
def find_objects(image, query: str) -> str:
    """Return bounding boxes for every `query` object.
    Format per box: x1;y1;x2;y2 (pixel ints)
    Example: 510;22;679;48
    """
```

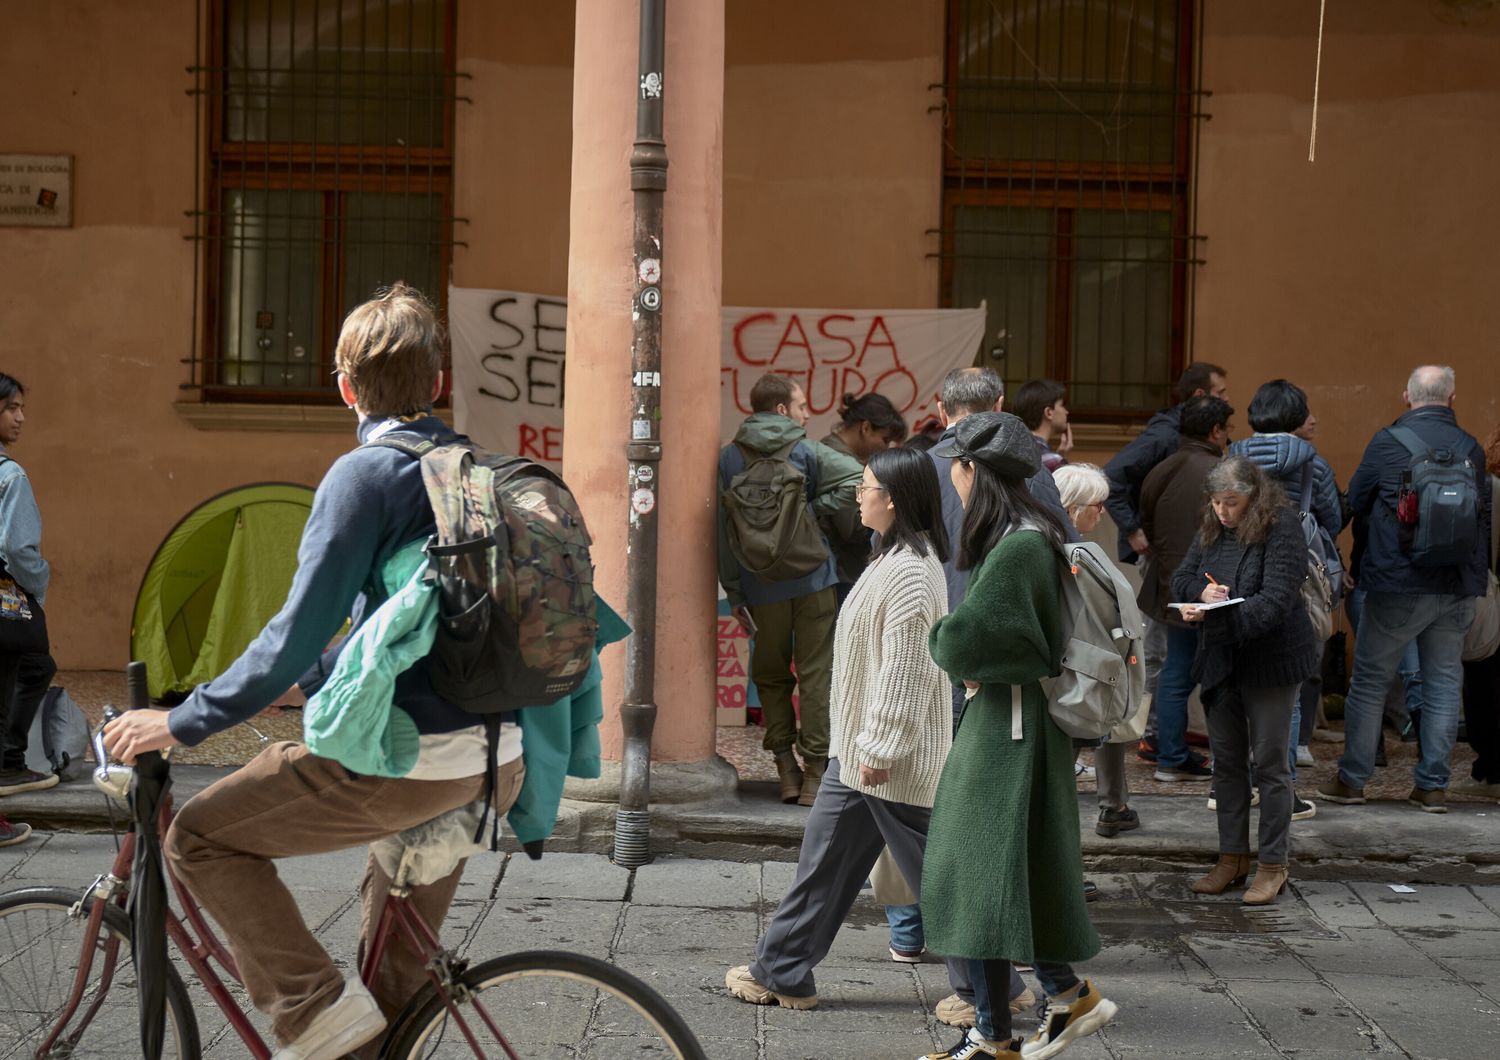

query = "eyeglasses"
855;484;888;498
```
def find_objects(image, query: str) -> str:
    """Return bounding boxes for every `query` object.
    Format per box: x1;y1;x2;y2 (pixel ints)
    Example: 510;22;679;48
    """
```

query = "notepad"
1168;598;1244;611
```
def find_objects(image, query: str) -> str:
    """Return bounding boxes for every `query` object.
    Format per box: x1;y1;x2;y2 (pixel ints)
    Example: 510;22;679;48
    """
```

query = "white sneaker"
272;977;387;1060
1295;746;1315;767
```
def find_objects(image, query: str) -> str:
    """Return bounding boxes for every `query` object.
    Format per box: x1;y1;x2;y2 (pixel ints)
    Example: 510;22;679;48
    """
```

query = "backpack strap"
366;432;438;459
1297;461;1316;517
470;716;503;849
1387;426;1428;461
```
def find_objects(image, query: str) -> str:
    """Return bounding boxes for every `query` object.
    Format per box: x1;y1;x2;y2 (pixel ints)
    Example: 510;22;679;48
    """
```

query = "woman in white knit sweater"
727;446;955;1011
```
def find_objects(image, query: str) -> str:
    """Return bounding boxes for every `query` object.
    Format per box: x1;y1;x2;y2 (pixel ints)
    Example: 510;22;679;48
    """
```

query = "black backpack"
1389;425;1480;568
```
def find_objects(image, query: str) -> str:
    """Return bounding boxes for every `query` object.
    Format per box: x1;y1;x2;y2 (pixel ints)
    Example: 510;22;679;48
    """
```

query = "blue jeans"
1347;588;1426;717
971;959;1078;1042
1154;624;1200;769
1338;592;1474;792
886;903;923;951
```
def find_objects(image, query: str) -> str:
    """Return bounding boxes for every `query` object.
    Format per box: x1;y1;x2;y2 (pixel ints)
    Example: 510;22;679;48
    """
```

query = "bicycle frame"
40;794;511;1060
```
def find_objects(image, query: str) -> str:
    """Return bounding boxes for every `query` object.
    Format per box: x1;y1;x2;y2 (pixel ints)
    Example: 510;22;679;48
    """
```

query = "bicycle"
0;685;706;1059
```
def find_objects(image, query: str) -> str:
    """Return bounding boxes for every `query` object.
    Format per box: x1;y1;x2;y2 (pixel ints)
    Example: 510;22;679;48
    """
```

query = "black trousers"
1;651;57;770
1463;652;1500;783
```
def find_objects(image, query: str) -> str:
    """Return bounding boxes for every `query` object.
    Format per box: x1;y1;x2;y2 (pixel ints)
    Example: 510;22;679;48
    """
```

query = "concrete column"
564;0;726;782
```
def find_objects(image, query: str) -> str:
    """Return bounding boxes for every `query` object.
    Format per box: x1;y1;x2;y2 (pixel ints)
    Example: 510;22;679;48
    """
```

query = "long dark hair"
956;459;1066;571
0;373;24;404
1198;454;1288;547
868;447;950;565
839;392;908;443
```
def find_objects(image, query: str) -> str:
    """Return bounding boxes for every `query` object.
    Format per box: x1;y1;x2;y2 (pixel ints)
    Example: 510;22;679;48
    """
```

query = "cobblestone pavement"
3;834;1498;1058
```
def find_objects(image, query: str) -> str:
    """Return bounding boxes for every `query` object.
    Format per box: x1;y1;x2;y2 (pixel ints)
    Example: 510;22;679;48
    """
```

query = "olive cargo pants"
749;587;836;761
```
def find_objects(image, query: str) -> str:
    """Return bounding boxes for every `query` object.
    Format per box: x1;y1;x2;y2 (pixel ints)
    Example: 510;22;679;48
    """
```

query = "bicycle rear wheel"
0;886;201;1059
381;949;705;1059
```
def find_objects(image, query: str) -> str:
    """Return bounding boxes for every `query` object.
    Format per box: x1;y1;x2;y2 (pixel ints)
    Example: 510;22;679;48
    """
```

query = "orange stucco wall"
1195;0;1500;483
0;2;577;670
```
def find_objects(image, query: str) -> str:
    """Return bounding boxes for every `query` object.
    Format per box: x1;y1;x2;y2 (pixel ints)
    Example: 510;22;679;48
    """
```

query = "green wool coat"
920;529;1102;964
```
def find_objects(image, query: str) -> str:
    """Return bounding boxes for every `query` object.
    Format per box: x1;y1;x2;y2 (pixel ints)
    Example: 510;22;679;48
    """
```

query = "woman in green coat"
919;412;1118;1060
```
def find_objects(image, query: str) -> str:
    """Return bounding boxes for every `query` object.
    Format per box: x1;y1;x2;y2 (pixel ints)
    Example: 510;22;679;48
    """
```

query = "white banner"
448;287;986;462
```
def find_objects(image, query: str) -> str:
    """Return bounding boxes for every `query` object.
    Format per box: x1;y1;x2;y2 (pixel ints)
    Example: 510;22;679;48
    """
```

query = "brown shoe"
1191;853;1251;895
798;756;826;807
1450;778;1500;801
1315;777;1365;805
1408;787;1447;814
774;751;804;804
1243;863;1289;905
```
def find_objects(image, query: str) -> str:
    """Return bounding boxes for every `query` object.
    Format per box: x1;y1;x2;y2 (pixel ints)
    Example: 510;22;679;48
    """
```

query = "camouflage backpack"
371;434;598;713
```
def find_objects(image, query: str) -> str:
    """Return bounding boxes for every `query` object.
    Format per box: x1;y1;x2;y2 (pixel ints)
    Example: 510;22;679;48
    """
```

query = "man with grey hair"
1318;365;1490;814
929;367;1076;612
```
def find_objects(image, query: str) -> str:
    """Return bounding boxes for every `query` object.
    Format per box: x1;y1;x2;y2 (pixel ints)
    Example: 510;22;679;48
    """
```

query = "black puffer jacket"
1171;506;1319;693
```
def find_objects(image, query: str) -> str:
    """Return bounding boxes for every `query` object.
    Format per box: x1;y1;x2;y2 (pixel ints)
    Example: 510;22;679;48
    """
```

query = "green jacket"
304;538;629;850
815;433;869;584
716;413;848;606
920;529;1101;964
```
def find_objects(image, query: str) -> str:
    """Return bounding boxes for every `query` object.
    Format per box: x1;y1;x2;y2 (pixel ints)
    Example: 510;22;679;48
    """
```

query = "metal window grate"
933;0;1210;417
186;0;467;399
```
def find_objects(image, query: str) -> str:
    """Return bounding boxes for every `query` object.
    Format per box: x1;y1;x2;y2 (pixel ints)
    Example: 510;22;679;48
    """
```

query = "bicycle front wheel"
381;949;706;1059
0;886;201;1059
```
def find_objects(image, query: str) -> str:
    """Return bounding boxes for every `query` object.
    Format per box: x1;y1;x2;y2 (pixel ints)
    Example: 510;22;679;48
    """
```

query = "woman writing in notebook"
1172;455;1319;905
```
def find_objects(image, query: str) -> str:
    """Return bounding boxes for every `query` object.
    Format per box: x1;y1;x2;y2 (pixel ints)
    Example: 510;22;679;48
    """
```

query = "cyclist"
106;284;523;1060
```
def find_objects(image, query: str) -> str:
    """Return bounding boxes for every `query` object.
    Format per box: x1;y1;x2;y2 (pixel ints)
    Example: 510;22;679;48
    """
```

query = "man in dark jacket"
718;374;841;807
1138;396;1233;782
1318;366;1491;813
1103;362;1227;754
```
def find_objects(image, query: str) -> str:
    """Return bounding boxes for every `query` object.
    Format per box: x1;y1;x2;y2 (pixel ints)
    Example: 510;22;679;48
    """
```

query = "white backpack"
1043;541;1150;743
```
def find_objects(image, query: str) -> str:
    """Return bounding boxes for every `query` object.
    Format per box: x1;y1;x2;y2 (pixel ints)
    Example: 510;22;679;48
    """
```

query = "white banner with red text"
448;286;986;465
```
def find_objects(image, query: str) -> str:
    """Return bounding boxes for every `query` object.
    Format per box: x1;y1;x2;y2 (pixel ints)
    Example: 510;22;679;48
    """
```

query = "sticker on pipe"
631;488;656;515
632;419;652;440
639;286;661;312
638;258;661;285
634;465;654;484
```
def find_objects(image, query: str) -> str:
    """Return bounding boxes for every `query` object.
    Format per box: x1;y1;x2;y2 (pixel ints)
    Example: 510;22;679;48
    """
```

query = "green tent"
131;483;315;701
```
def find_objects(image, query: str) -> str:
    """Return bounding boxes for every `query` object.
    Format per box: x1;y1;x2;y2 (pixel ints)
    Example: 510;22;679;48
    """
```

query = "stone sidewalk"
8;772;1498;882
4;833;1499;1059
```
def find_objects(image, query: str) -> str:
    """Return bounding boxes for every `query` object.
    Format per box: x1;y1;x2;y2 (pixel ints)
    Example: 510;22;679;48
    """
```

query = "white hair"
1406;365;1456;405
1053;462;1109;512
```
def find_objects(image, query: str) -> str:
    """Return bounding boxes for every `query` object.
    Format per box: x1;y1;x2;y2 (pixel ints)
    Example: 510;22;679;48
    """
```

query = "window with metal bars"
937;0;1207;418
188;0;462;400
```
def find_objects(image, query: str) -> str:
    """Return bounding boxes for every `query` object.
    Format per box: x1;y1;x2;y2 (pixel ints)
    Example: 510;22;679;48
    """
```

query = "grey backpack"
25;687;91;781
1043;541;1149;743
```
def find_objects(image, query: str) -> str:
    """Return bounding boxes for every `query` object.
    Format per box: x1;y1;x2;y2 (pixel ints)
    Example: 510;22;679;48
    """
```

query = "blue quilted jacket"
1228;433;1345;539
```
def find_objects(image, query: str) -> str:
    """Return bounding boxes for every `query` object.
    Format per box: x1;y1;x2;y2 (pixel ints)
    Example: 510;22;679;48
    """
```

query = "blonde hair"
1053;462;1109;512
334;283;444;417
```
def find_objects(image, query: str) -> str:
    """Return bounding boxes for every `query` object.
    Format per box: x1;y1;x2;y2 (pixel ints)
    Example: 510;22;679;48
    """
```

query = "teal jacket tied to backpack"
306;539;629;847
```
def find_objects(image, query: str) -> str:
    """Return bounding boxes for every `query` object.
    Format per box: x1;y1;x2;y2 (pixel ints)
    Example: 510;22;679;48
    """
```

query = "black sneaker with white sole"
1291;797;1317;821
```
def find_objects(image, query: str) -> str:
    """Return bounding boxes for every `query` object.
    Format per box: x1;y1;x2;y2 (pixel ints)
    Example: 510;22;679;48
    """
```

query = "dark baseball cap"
930;411;1040;479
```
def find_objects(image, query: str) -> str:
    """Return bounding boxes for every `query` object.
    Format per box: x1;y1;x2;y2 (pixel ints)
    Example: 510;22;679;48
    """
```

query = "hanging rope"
1309;0;1327;161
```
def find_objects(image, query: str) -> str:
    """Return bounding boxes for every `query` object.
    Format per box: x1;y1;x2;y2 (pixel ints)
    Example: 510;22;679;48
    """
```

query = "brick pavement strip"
4;837;1500;1058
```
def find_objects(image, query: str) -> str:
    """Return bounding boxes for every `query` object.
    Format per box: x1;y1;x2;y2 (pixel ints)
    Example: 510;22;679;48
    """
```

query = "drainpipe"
614;0;667;869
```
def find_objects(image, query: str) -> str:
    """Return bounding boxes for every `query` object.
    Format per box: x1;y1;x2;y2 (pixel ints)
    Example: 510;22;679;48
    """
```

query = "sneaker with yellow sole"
724;965;817;1009
1021;980;1118;1059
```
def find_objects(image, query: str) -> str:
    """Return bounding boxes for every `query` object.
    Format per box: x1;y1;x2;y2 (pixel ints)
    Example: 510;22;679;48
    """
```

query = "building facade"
3;0;1497;766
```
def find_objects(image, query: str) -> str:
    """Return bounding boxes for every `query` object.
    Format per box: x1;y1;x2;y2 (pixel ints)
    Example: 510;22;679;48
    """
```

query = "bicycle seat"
370;800;486;888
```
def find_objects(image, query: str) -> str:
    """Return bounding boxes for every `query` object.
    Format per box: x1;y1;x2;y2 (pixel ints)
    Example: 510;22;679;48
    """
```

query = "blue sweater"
0;450;49;605
169;415;479;747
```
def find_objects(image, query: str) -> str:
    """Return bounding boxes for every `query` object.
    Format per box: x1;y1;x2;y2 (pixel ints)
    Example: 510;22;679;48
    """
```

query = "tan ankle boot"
1191;853;1251;895
774;752;804;804
797;756;826;807
1243;863;1289;905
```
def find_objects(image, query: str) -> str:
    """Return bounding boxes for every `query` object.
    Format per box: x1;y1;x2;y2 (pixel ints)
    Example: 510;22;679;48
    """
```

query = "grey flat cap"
930;411;1040;479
